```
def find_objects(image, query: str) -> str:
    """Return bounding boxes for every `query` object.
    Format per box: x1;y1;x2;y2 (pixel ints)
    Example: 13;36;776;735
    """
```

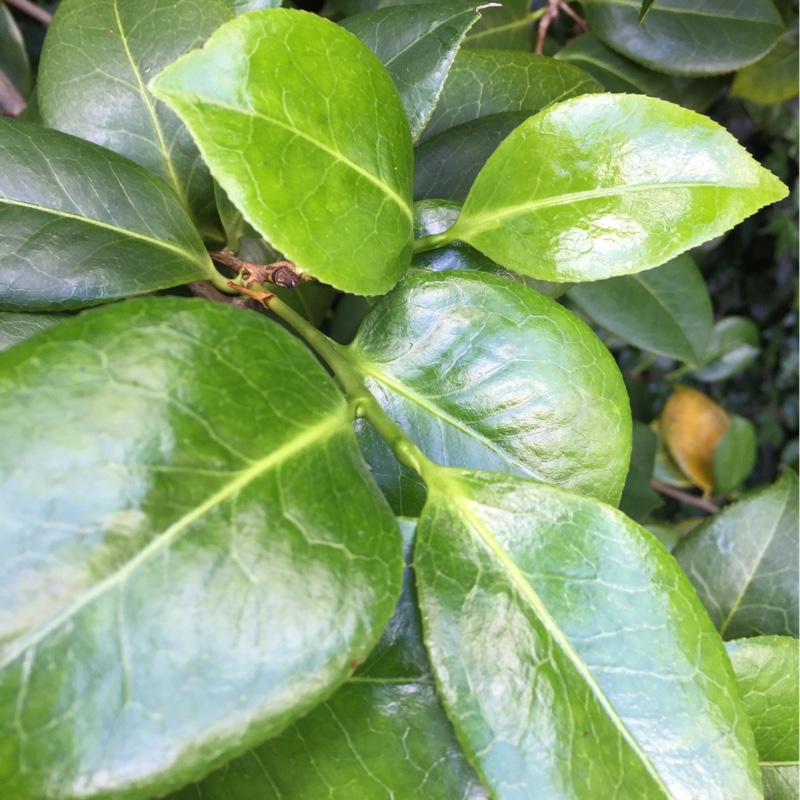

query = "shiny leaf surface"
674;470;799;639
347;271;631;515
38;0;232;236
420;48;600;142
342;2;482;141
713;415;757;495
416;468;762;799
223;0;281;14
555;33;725;111
450;94;789;283
0;298;402;800
166;519;488;800
730;30;800;105
461;0;535;50
0;3;31;97
660;385;730;495
151;9;413;296
726;636;799;798
698;317;761;382
0;312;64;353
0;120;217;311
583;0;786;76
569;254;713;366
619;420;663;521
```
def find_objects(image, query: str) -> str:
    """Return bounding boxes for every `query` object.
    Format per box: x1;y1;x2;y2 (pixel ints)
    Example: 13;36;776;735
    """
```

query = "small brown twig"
650;480;720;514
0;70;26;117
4;0;52;26
227;281;274;307
187;281;263;311
535;0;587;55
209;251;302;289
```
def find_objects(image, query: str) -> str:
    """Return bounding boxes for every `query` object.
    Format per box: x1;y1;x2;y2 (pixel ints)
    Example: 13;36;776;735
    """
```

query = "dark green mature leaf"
416;468;762;798
461;0;535;50
449;94;789;283
583;0;786;76
0;3;31;97
0;120;218;311
619;420;663;521
0;312;64;352
222;0;281;14
726;636;799;799
674;470;799;639
731;30;800;105
342;2;482;141
569;254;713;366
414;111;529;203
348;271;632;515
639;0;656;24
151;9;413;296
698;317;760;382
713;415;757;495
419;48;600;142
0;298;402;800
555;33;725;111
38;0;232;237
166;519;488;800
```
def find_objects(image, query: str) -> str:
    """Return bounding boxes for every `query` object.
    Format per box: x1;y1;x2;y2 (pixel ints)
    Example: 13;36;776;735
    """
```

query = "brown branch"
650;480;720;514
535;0;587;54
4;0;52;26
209;251;302;289
0;70;26;117
187;281;263;311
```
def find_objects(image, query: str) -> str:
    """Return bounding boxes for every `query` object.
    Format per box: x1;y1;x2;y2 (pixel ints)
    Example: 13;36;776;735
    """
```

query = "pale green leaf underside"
0;298;401;800
416;468;762;798
0;120;215;311
452;94;788;283
151;9;414;296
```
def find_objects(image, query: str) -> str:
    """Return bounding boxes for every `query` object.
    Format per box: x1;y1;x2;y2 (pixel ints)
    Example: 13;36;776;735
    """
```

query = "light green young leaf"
726;636;799;799
0;3;31;97
674;470;799;639
39;0;233;238
416;468;762;798
0;298;402;800
568;254;713;366
583;0;786;76
713;415;757;495
0;120;218;311
448;94;788;283
164;519;489;800
731;30;800;105
151;9;414;296
420;48;600;142
342;2;483;141
347;271;631;515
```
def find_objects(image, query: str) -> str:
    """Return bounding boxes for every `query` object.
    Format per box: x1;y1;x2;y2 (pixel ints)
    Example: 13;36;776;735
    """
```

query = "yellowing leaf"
660;385;730;496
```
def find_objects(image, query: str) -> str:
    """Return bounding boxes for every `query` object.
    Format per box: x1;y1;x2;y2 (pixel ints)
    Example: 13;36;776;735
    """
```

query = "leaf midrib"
0;195;210;272
382;7;476;69
457;180;757;237
462;11;541;44
0;411;345;672
442;480;673;797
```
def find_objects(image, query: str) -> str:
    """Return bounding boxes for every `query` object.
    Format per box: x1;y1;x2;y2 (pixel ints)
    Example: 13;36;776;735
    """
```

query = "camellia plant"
0;1;797;799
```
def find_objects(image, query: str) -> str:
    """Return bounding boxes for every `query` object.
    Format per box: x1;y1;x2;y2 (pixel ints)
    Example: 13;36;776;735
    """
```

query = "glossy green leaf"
223;0;281;14
416;467;762;799
0;312;64;352
0;120;217;311
420;48;600;142
165;519;488;800
414;111;529;203
731;30;800;105
583;0;786;76
0;298;402;800
698;317;761;382
449;94;789;283
569;254;713;366
38;0;232;237
0;3;31;97
674;470;799;639
555;33;725;111
151;9;413;296
639;0;656;24
461;0;535;50
619;420;663;521
342;2;482;141
411;199;571;297
347;271;632;515
713;415;757;494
